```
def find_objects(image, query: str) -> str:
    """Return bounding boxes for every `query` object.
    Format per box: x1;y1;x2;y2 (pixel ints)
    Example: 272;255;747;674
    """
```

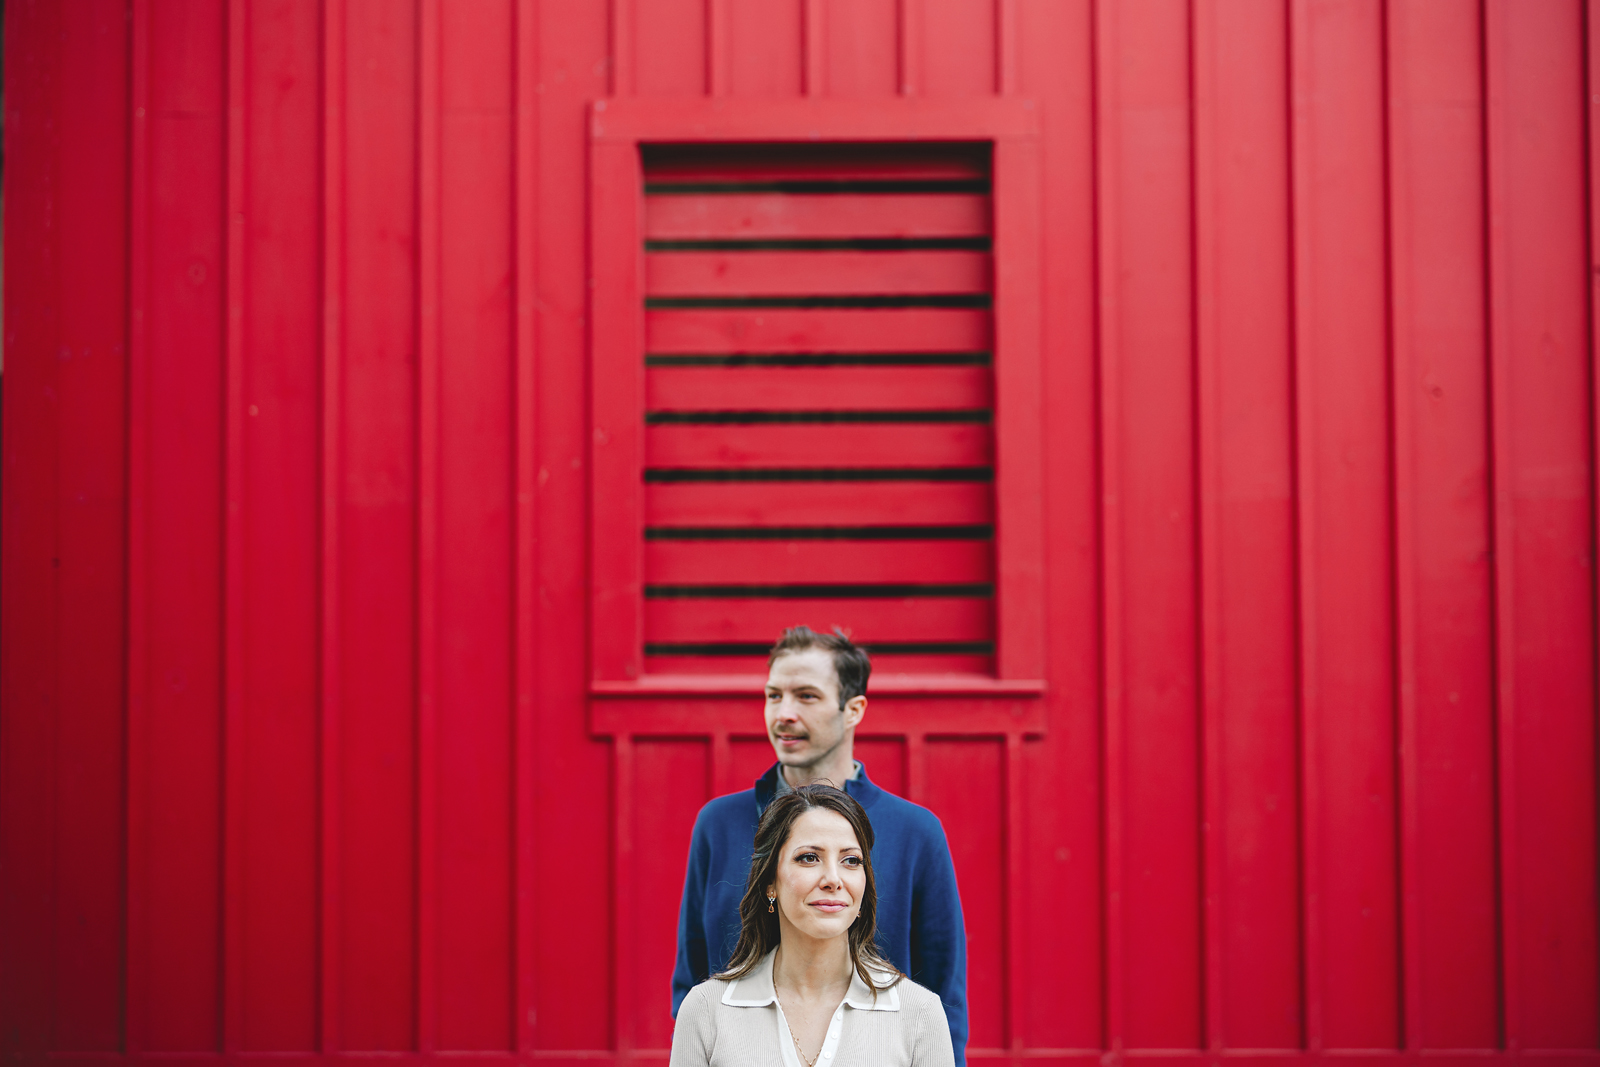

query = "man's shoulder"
692;788;760;838
860;784;947;837
699;787;758;817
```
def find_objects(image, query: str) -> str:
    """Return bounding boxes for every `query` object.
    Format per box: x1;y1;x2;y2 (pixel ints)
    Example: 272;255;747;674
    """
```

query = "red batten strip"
126;2;153;1052
513;0;541;1052
1094;0;1128;1050
222;0;248;1050
803;0;824;97
1290;1;1327;1048
1485;3;1522;1044
416;0;442;1050
1194;0;1227;1047
319;0;347;1049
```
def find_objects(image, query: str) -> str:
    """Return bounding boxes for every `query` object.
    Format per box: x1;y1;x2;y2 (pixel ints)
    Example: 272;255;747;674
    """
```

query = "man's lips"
775;734;807;744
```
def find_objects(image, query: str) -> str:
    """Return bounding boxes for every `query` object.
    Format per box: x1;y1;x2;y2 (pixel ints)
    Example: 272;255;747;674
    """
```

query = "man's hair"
767;626;871;709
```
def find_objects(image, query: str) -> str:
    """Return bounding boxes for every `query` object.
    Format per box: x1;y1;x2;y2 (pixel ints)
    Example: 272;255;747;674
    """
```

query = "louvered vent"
640;142;995;675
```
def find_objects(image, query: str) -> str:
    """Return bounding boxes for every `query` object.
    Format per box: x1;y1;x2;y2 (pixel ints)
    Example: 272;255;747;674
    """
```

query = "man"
671;626;969;1064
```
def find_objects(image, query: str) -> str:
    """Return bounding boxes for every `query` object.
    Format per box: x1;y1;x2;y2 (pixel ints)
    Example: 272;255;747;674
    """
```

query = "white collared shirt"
720;949;899;1067
671;947;953;1067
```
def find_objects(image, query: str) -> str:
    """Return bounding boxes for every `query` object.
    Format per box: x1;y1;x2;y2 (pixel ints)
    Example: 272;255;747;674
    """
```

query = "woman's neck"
773;933;852;1000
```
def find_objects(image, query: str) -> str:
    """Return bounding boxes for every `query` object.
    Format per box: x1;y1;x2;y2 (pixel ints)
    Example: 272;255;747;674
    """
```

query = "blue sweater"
671;762;969;1065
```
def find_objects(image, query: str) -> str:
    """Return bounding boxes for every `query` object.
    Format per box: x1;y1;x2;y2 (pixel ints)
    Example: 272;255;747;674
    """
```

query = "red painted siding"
4;1;1598;1064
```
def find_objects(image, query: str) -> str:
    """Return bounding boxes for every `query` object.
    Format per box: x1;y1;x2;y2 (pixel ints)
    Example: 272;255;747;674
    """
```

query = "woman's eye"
797;852;818;863
844;856;862;867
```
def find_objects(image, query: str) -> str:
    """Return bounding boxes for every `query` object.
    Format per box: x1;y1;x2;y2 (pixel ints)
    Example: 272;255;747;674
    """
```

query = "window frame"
588;98;1045;695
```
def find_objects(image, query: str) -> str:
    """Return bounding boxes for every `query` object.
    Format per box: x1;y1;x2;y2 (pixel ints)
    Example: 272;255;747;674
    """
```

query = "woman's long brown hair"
715;784;903;993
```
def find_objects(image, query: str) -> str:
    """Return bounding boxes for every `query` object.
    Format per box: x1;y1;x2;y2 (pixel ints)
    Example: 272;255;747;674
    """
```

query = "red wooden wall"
3;0;1598;1063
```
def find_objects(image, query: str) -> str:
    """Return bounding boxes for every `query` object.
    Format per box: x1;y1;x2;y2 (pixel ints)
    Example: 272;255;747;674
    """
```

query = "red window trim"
588;98;1046;697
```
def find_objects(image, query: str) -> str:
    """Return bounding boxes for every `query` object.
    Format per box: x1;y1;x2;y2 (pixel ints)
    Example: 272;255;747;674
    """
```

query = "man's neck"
780;747;856;791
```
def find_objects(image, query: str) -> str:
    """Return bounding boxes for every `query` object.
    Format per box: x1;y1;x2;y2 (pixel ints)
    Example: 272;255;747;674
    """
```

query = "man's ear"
842;694;867;730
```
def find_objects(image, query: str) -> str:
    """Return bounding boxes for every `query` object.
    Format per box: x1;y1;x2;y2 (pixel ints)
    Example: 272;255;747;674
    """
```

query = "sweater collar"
721;948;901;1012
755;761;883;814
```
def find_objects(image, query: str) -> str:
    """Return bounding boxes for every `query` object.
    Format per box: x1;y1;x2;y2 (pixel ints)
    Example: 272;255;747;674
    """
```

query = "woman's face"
767;808;866;943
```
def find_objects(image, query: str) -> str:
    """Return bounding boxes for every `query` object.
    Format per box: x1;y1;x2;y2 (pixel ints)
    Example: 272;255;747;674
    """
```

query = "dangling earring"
767;895;776;913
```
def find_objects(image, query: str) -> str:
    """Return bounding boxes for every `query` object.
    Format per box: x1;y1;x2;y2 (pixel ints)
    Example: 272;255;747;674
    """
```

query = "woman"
670;784;955;1067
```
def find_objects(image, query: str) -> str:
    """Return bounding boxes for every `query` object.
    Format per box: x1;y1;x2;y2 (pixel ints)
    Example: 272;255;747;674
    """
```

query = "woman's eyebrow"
789;843;863;854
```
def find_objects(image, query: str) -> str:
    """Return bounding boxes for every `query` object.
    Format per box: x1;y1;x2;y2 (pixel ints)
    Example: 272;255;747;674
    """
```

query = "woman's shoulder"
680;977;735;1011
886;974;944;1014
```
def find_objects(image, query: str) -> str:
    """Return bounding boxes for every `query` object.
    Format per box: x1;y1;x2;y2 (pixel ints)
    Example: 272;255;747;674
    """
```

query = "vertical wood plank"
993;135;1047;683
139;0;228;1046
1002;732;1025;1052
1094;0;1129;1050
1592;10;1600;899
906;734;928;804
708;0;728;95
898;0;922;95
221;0;248;1050
535;0;614;1048
126;1;153;1050
2;0;63;1052
1099;0;1201;1048
922;0;995;97
630;740;712;1050
725;0;802;97
611;0;634;96
1017;0;1101;1050
1194;0;1301;1049
1290;0;1398;1048
1386;0;1499;1048
1486;0;1598;1049
237;0;322;1047
711;732;734;796
634;0;708;97
995;0;1015;95
1194;4;1227;1044
824;0;897;97
7;0;134;1051
613;736;637;1055
417;0;443;1050
589;137;645;683
339;2;420;1043
514;0;540;1052
805;0;824;95
437;0;515;1044
925;739;1006;1050
320;0;348;1049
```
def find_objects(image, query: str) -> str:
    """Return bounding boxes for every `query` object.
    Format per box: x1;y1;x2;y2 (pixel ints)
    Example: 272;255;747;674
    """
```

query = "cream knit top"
669;948;956;1067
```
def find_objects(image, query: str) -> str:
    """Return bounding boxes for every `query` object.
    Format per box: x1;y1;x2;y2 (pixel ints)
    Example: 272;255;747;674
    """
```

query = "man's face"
764;649;861;772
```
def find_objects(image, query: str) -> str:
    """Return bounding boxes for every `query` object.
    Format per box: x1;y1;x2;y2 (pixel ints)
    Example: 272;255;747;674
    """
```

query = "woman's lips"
808;899;850;912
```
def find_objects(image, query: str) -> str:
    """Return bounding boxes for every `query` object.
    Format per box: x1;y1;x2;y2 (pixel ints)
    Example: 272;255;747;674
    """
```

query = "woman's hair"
715;784;903;992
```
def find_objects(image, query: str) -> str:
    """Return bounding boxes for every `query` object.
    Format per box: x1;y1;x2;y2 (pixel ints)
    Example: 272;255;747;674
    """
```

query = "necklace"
775;989;819;1067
